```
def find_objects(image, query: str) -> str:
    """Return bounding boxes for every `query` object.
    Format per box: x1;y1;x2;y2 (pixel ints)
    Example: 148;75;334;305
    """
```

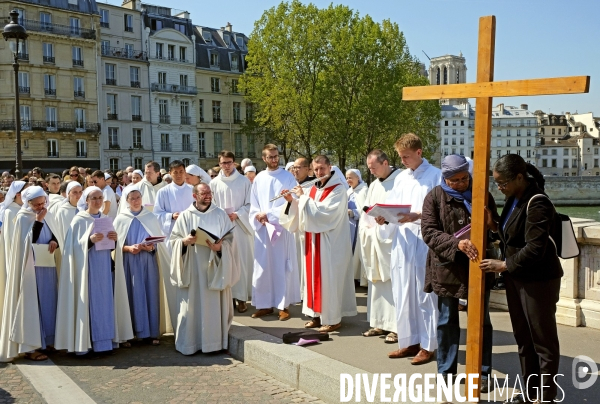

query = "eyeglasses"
494;178;514;190
265;155;280;160
70;173;78;177
91;179;102;184
196;192;212;196
219;161;234;166
210;174;217;178
446;175;470;185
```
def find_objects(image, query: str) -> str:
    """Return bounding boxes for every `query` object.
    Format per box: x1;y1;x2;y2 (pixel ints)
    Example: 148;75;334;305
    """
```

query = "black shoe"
503;393;528;404
480;377;492;394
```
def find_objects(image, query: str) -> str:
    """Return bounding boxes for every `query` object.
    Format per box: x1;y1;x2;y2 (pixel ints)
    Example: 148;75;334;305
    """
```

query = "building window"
542;159;547;168
443;66;447;84
108;127;119;148
198;100;204;122
234;133;242;155
47;139;59;157
527;129;531;136
443;139;448;146
459;148;464;156
69;17;80;35
158;71;167;84
444;130;448;136
436;67;440;85
124;14;133;32
20;106;31;129
213;132;223;154
179;74;188;88
44;74;56;96
516;139;521;147
459;138;464;145
174;23;186;34
210;52;219;67
496;130;501;137
155;43;163;59
231;79;239;93
224;34;231;47
231;55;239;70
182;158;191;166
72;46;83;66
159;100;169;123
109;158;120;172
203;30;212;43
496;140;502;147
212;101;221;123
496;150;501;158
552;128;555;135
131;96;141;121
551;149;557;155
451;138;456;146
101;40;110;55
572;159;577;168
527;139;531;147
526;150;531;158
594;159;599;168
161;157;170;168
107;94;117;119
150;19;162;31
211;77;220;93
233;102;241;123
18;72;29;94
132;129;142;149
180;101;190;125
247;133;256;157
105;63;116;85
182;134;192;152
198;132;206;157
517;129;521;136
452;120;456;126
444;121;448;126
572;148;577;156
542;149;548;156
76;139;87;157
563;159;569;168
74;77;84;98
134;157;143;170
75;108;85;131
551;159;557;168
167;45;175;60
130;66;140;87
40;12;52;30
46;107;57;130
124;43;134;57
506;130;511;137
452;129;456;135
42;42;54;63
160;133;170;151
100;9;109;27
179;47;187;62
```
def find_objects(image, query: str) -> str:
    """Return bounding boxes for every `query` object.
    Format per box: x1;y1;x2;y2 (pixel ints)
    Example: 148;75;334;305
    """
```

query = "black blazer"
499;181;563;282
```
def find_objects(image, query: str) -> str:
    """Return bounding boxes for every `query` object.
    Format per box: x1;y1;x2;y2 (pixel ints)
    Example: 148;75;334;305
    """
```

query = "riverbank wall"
490;176;600;206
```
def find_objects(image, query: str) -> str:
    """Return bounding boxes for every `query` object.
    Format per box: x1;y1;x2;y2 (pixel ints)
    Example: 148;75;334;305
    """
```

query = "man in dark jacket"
421;154;499;393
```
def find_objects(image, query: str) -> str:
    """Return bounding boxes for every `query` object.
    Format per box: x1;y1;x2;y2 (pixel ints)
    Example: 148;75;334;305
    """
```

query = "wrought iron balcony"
160;143;172;151
247;152;257;158
132;115;142;121
0;120;98;133
16;18;97;39
106;78;117;85
45;88;56;96
182;144;193;152
107;114;118;120
100;22;109;28
159;115;170;124
150;83;197;95
19;86;30;94
76;151;88;158
73;59;84;67
17;52;28;61
43;56;55;63
233;118;243;124
213;117;222;123
109;144;120;150
151;55;191;64
101;46;147;61
180;116;191;125
199;152;207;158
47;151;59;158
125;26;133;32
130;81;140;88
133;144;143;149
74;91;85;98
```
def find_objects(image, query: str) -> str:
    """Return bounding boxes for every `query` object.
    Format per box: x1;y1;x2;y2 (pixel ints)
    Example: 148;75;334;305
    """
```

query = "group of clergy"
0;134;448;370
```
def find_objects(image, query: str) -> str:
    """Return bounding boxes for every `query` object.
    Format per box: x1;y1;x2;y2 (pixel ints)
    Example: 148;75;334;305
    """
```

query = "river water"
554;206;600;221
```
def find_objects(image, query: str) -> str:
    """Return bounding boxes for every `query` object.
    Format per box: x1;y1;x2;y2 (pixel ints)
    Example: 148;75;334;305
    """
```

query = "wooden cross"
402;16;589;402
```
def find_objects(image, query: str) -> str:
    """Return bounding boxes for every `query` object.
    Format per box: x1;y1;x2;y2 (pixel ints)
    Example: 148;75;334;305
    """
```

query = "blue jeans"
436;291;493;377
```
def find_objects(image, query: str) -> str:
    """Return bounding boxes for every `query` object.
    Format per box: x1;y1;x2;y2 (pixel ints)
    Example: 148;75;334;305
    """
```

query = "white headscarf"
21;186;48;212
77;186;103;211
346;168;363;183
0;180;26;221
244;165;256;173
285;162;294;172
121;185;142;210
331;166;349;190
104;172;112;180
185;164;212;184
61;181;83;207
133;169;144;178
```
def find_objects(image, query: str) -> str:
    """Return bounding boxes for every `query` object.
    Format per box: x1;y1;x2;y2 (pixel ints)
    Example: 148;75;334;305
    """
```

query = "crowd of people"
0;133;563;404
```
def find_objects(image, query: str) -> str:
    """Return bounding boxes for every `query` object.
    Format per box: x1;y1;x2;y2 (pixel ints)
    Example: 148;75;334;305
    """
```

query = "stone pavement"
0;364;44;404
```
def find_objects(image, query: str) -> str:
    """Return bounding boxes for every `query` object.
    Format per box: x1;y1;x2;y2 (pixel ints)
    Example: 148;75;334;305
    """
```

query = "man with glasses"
154;160;194;238
210;151;254;314
91;170;118;219
249;144;300;321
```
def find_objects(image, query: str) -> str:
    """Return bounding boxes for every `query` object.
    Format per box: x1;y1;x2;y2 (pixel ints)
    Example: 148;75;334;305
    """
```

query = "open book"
365;203;411;224
194;225;235;247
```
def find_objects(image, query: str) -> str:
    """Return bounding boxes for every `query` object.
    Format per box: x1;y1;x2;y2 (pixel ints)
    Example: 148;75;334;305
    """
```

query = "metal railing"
199;151;206;158
133;144;143;150
109;144;120;150
101;46;147;61
100;22;109;28
247;152;257;158
159;115;170;124
151;55;191;64
180;116;191;125
19;86;30;94
213;117;222;123
17;52;28;60
15;18;96;39
125;26;133;32
0;120;99;132
43;56;55;63
130;81;140;88
47;151;59;158
106;78;117;85
45;89;56;96
132;115;142;121
76;151;88;157
107;114;118;120
182;144;193;152
150;83;197;95
74;91;85;98
160;143;172;151
73;59;84;67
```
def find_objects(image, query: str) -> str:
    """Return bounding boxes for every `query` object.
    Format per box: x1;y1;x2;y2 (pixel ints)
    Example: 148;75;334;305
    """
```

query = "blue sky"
102;0;599;115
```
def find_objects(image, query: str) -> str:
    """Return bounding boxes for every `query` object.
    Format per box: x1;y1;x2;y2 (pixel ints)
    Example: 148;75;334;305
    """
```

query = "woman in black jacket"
421;154;498;392
480;154;562;404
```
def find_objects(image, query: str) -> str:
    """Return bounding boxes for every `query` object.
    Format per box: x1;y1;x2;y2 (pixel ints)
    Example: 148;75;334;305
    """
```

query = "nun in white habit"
54;187;133;356
345;169;368;281
114;186;175;345
0;186;58;361
185;165;212;186
46;181;82;246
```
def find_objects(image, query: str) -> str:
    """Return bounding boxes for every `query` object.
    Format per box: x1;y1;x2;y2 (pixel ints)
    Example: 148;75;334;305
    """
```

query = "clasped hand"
90;231;117;244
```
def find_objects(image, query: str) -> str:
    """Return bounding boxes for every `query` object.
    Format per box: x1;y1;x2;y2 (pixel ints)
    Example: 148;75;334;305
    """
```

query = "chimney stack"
521;104;528;110
226;22;233;32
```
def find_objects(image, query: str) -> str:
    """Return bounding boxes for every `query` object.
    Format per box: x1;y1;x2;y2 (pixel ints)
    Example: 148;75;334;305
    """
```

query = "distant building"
428;53;467;105
0;0;101;171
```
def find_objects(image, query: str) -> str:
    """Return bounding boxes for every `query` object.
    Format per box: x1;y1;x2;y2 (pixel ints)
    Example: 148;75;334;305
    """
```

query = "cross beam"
402;15;589;402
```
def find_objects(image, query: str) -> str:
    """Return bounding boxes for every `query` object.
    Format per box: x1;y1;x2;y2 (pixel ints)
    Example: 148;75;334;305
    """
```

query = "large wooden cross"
403;16;589;402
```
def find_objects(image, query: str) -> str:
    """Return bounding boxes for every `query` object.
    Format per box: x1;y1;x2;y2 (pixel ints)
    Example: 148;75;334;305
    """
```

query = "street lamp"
128;147;133;167
3;10;28;179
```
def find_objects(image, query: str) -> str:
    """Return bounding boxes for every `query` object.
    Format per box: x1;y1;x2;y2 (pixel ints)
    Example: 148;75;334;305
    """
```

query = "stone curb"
228;321;378;404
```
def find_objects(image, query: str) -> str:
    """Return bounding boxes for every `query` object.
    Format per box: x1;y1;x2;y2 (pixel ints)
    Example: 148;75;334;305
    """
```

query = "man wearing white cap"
243;166;256;183
154;160;194;238
185;165;211;186
210;151;254;313
91;170;118;219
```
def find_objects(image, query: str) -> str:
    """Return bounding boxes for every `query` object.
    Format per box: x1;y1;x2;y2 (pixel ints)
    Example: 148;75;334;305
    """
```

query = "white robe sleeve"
234;182;253;236
297;186;346;234
154;188;173;236
207;233;240;291
169;214;191;288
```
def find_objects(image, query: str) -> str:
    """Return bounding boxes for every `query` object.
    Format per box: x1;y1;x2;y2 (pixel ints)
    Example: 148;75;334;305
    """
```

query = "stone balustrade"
490;217;600;329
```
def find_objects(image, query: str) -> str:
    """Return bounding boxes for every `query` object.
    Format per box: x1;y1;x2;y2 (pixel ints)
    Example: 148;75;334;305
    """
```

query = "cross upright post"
402;15;589;402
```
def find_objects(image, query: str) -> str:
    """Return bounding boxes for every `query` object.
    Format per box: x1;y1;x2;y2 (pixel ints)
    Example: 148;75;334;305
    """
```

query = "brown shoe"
251;308;274;318
304;317;321;328
388;344;420;359
411;349;434;365
237;300;248;313
279;309;290;321
318;323;341;333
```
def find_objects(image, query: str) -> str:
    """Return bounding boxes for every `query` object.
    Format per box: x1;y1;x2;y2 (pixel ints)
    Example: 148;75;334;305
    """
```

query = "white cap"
244;166;256;173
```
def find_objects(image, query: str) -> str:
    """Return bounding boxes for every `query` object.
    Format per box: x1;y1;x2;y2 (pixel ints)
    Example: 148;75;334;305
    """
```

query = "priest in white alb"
154;160;194;237
380;134;441;365
210;150;254;313
280;156;357;333
249;144;300;321
138;161;167;209
169;183;239;355
358;150;401;343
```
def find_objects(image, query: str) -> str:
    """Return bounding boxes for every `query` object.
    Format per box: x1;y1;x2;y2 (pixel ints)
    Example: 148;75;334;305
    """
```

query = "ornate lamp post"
2;10;28;179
